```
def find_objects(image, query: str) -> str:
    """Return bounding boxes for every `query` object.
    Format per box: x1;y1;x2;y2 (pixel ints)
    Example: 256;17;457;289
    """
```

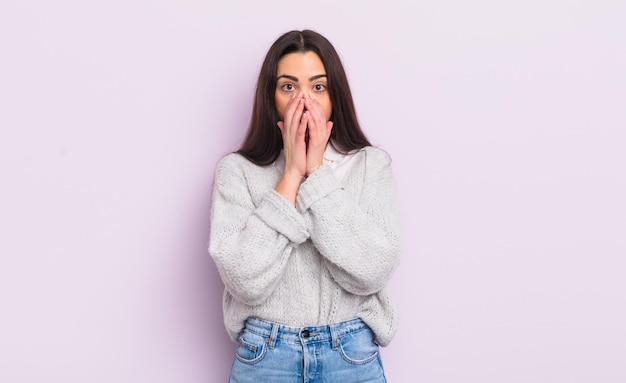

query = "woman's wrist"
305;163;322;177
275;171;304;205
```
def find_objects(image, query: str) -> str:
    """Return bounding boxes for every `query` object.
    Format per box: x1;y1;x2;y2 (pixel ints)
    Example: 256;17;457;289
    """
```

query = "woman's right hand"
276;93;307;204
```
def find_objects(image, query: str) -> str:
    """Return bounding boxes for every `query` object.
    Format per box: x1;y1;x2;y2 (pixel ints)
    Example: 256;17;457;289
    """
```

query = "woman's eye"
314;84;327;92
281;83;295;91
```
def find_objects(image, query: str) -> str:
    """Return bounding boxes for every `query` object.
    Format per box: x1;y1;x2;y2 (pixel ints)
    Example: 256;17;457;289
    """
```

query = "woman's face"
275;51;332;121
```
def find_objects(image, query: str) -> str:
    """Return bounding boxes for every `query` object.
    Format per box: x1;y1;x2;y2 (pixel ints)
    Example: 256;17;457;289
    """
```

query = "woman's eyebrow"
277;74;299;82
309;74;327;81
277;74;327;82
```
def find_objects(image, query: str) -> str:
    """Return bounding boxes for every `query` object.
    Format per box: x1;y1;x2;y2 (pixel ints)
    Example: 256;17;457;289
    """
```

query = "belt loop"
268;322;279;349
330;324;339;350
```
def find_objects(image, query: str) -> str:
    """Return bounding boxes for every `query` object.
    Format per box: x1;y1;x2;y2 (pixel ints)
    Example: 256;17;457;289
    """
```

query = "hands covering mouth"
277;92;334;178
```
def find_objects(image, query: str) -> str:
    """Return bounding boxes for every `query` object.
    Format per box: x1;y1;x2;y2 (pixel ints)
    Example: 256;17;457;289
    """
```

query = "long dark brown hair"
237;30;371;165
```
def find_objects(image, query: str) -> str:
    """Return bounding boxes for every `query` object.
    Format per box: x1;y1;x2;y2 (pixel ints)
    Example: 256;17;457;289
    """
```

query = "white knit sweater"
208;145;401;346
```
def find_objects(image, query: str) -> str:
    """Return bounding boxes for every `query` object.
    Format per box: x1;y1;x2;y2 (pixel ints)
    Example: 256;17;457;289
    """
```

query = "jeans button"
302;329;310;338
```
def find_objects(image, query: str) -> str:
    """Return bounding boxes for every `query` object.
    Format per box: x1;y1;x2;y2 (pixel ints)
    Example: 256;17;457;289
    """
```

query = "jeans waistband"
242;317;369;349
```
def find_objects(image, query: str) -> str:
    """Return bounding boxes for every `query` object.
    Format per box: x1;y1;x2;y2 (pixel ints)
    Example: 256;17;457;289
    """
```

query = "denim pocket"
338;329;380;365
235;330;268;365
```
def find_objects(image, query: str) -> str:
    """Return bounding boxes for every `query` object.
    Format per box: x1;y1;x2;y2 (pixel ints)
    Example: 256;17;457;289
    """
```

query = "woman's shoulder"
216;151;245;167
216;151;263;170
213;152;252;179
214;151;275;179
361;145;393;166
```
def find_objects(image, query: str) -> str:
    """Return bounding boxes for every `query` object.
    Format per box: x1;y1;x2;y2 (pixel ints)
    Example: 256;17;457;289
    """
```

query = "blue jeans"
229;317;388;383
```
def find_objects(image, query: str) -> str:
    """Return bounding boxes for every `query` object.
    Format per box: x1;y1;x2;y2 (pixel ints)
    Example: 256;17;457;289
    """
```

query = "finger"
304;96;327;132
284;93;304;126
297;111;309;141
326;121;334;135
277;121;284;133
304;95;324;118
304;108;316;131
288;97;306;134
305;99;330;142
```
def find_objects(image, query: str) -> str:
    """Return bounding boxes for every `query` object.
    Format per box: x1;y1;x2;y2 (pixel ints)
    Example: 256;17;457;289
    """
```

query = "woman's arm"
208;155;309;306
298;148;401;296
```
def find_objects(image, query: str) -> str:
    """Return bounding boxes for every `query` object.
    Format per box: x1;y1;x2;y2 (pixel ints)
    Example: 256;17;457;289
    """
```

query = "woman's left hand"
303;94;333;176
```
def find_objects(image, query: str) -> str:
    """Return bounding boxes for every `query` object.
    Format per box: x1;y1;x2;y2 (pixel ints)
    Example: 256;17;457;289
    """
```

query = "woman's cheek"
275;103;285;120
275;93;287;120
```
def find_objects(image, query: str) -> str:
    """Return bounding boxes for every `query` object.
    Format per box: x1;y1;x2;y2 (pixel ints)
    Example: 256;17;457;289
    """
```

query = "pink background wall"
1;0;625;382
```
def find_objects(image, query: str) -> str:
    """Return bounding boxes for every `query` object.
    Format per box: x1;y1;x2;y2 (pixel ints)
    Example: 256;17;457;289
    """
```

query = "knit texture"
208;145;401;346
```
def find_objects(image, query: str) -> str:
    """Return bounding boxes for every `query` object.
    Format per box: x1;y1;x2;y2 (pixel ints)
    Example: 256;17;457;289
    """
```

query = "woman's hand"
303;94;333;176
275;93;308;204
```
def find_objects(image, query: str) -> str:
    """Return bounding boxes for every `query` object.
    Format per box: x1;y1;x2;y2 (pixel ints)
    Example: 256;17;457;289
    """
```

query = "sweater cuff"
256;190;309;244
296;165;342;212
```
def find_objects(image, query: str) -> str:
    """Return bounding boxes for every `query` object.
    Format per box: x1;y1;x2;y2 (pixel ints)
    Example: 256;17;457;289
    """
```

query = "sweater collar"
323;142;347;163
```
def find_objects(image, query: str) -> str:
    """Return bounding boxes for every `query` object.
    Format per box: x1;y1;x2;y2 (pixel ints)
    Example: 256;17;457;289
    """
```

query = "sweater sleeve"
208;154;309;306
297;147;401;296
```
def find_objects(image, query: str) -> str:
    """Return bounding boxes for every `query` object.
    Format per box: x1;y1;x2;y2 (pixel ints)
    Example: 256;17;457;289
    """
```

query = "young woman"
209;29;401;382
